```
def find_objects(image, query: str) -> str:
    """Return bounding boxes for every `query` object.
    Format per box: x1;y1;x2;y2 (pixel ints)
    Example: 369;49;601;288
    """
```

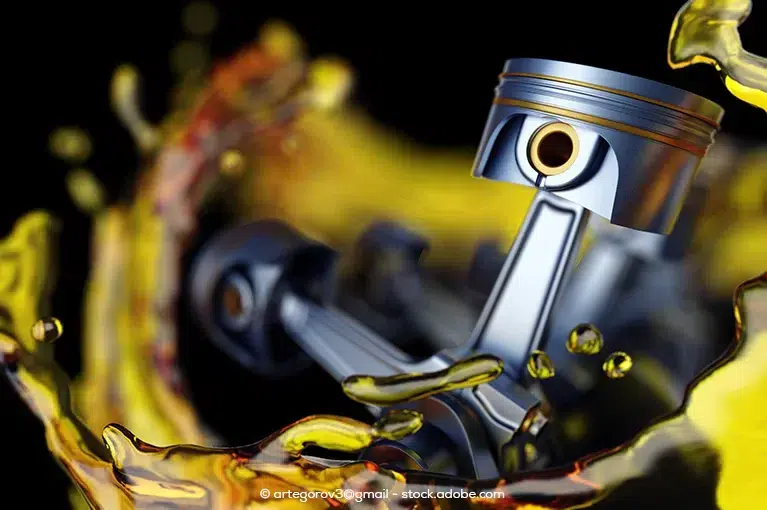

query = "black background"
1;0;765;506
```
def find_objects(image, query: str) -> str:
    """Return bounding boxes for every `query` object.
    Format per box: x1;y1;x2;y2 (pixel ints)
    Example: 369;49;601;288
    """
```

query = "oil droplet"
49;127;92;163
566;323;603;355
110;65;160;153
372;409;423;440
66;169;105;213
219;149;246;177
527;350;555;379
181;1;218;36
668;0;766;111
603;351;633;379
307;58;354;110
342;354;503;406
31;317;63;343
169;40;209;77
259;21;304;60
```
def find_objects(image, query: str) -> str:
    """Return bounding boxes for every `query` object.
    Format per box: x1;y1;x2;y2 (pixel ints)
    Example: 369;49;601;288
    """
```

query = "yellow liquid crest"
669;0;767;111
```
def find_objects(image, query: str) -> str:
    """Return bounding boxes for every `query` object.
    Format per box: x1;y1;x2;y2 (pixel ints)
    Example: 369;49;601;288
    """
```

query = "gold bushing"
528;122;580;176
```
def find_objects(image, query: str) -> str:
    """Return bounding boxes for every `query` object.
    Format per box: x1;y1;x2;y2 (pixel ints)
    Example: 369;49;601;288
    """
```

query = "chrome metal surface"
464;191;590;380
190;59;723;480
499;58;723;134
279;292;537;470
190;220;334;377
472;58;723;235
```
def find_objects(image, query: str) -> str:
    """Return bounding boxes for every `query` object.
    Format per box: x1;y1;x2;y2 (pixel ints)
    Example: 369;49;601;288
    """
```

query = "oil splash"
342;354;503;406
527;350;555;379
696;146;767;294
0;331;410;508
602;352;633;379
110;64;160;153
566;324;603;355
1;274;765;508
277;410;423;454
0;213;58;356
63;19;359;448
669;0;767;110
50;12;539;454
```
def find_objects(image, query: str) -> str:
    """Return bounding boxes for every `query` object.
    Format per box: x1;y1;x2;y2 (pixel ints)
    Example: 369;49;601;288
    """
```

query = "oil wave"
1;273;764;508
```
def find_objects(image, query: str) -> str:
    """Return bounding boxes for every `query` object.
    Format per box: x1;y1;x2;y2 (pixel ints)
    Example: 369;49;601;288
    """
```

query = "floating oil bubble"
669;0;767;111
342;354;503;406
603;351;633;379
566;323;604;355
66;169;105;213
181;0;218;36
31;317;63;343
527;350;555;379
259;20;305;59
219;148;246;177
49;127;92;163
169;40;210;77
307;58;354;110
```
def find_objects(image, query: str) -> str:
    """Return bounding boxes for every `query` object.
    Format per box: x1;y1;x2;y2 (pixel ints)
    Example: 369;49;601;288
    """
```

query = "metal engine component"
190;59;723;477
463;58;723;381
190;220;337;378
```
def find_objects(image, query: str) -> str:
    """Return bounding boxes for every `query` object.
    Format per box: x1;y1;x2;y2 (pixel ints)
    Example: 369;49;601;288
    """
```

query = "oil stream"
669;0;767;110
